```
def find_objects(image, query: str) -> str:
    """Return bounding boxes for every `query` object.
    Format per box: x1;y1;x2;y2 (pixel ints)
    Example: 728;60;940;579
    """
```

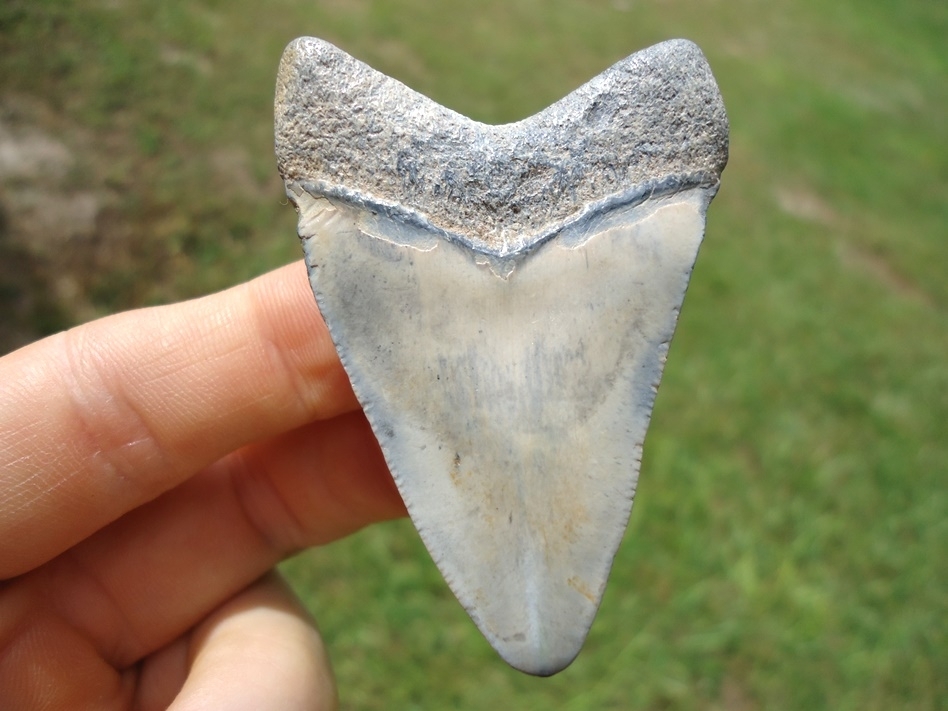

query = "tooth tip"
482;601;592;676
501;647;581;677
443;545;611;677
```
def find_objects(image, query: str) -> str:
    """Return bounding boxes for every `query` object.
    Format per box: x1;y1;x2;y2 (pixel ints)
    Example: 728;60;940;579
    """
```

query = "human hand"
0;262;406;710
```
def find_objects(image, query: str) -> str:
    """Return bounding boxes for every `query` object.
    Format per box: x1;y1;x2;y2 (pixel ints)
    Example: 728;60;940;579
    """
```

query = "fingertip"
243;261;359;423
168;572;337;711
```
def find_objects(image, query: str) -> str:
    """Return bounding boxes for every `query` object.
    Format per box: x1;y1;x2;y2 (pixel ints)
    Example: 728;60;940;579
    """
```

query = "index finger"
0;261;357;578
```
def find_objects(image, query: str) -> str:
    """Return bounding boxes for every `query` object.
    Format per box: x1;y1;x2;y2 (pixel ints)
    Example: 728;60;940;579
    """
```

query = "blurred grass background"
1;0;945;708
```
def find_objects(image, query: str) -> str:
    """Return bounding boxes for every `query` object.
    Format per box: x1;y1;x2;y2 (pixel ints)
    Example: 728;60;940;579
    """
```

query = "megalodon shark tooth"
275;36;728;676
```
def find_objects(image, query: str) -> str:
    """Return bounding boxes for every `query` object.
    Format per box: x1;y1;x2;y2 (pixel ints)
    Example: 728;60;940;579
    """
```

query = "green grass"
2;0;946;708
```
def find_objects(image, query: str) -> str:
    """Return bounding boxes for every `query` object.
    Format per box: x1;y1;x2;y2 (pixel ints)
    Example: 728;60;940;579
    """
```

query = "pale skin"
0;261;407;710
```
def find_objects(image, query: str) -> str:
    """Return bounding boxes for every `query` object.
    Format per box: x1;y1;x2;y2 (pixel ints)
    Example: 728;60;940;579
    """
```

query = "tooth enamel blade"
276;37;728;676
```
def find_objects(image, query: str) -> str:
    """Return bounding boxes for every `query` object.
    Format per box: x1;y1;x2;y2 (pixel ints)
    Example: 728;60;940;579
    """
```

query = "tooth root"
276;37;728;675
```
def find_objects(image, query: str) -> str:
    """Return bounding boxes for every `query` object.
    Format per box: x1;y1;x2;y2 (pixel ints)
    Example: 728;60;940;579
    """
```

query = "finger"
129;635;190;711
0;579;134;710
165;572;336;711
0;573;336;710
22;410;403;669
0;261;357;578
131;573;336;711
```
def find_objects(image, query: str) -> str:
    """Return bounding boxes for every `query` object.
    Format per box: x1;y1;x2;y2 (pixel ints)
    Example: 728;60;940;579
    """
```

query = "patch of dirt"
773;185;839;225
774;183;935;309
837;241;935;308
0;90;291;356
717;675;758;711
209;146;270;200
0;96;132;353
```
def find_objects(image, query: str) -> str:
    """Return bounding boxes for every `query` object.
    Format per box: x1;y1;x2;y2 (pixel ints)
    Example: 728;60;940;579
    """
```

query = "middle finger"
13;410;403;672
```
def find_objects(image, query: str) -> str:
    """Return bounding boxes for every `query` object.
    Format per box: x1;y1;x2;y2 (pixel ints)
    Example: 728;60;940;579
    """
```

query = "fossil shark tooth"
275;37;728;676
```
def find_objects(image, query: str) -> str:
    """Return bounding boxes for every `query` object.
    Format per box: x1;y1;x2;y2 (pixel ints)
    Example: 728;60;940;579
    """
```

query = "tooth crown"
275;37;728;676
